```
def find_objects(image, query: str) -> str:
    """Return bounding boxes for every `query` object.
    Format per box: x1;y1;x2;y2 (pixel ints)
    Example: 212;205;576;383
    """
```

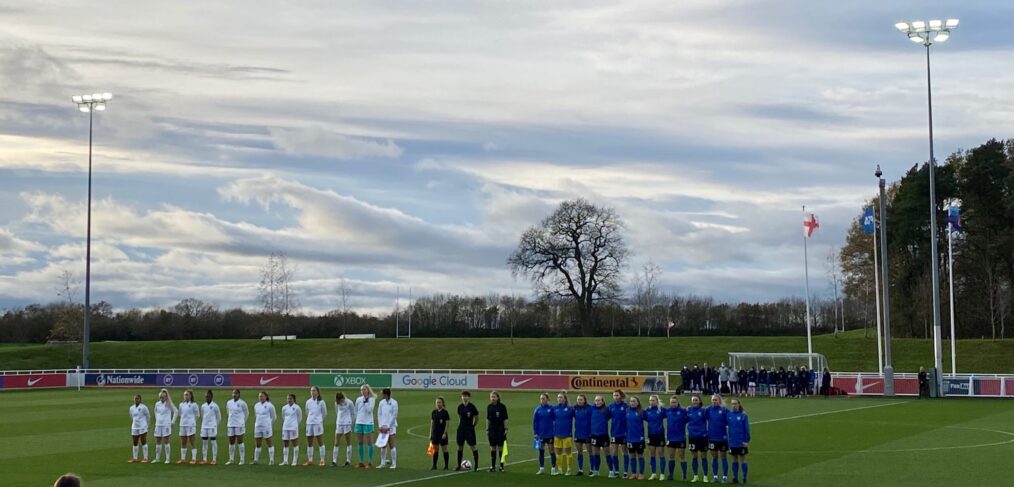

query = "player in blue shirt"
624;396;646;480
644;395;666;480
552;393;575;476
665;395;689;480
588;395;610;478
533;393;555;475
572;394;592;477
686;395;708;482
728;399;751;484
706;394;730;484
606;390;629;478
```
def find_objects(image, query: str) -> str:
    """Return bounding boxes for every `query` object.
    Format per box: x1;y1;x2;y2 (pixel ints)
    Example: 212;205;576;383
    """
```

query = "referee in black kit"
486;390;509;472
456;391;480;471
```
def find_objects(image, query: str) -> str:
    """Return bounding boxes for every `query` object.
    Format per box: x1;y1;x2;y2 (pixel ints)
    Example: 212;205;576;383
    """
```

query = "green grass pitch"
2;388;1012;486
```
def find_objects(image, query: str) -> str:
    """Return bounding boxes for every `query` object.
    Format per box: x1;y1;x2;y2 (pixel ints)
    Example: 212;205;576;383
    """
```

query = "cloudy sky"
1;1;1012;314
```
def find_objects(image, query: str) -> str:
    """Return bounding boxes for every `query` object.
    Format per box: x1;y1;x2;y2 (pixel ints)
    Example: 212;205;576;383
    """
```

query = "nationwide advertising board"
477;374;569;390
943;377;971;396
2;373;67;389
157;373;230;388
394;373;477;390
231;373;308;388
310;373;392;388
86;373;158;387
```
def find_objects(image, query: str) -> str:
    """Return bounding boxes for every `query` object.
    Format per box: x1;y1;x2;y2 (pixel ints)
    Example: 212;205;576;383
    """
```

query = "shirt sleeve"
271;404;277;422
532;408;538;435
322;400;328;420
216;404;222;424
392;401;399;420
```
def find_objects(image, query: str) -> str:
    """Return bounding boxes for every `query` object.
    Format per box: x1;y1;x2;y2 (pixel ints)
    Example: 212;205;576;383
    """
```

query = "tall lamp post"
895;18;958;396
876;165;894;396
71;92;112;370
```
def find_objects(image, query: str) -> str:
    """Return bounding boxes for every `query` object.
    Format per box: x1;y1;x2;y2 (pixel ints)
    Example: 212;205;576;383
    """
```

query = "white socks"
381;448;388;464
283;447;290;464
229;444;235;461
238;444;245;462
333;445;339;463
202;442;208;461
290;446;298;464
319;446;325;462
255;447;261;462
391;447;397;466
269;447;275;463
165;444;171;460
347;445;353;463
306;446;313;461
211;442;218;461
181;448;186;461
132;445;139;459
142;444;149;460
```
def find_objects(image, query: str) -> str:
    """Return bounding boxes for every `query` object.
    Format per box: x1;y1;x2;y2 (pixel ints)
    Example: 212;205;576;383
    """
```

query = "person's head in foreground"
54;474;81;487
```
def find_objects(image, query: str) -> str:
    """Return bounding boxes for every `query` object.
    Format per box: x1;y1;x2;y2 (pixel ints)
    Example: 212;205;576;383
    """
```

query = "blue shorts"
355;424;375;434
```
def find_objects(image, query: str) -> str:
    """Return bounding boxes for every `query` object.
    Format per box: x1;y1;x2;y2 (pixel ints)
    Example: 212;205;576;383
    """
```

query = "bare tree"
258;251;300;344
174;298;218;319
631;261;662;336
508;199;628;336
337;276;351;336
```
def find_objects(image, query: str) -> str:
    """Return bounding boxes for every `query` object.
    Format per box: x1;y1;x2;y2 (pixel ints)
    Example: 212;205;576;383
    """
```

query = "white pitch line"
753;401;909;425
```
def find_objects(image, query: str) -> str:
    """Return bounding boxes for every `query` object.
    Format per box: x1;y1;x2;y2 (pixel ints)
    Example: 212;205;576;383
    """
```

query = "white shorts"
306;424;324;437
179;426;196;437
283;429;298;441
201;428;218;439
380;425;397;435
336;423;353;435
254;425;273;438
132;428;148;436
228;426;246;437
154;425;172;438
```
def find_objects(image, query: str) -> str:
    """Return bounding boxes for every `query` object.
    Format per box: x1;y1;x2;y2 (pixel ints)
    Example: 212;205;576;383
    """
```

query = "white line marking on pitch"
753;401;909;425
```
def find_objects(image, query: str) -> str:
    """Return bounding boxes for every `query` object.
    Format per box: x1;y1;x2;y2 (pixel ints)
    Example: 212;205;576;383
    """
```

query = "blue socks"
722;458;729;476
358;444;364;462
712;457;718;477
550;452;557;468
732;462;739;481
703;457;709;475
668;459;675;477
539;449;545;468
692;458;699;475
623;454;630;474
639;457;645;474
743;463;749;482
577;453;584;471
681;461;688;479
650;457;656;474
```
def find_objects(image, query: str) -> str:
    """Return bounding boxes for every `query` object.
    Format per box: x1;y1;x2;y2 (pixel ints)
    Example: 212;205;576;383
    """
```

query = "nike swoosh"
510;378;534;387
858;381;882;392
27;378;42;386
260;377;279;385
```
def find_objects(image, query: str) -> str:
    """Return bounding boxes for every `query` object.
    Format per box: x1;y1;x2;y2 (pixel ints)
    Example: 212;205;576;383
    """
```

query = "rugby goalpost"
728;352;828;374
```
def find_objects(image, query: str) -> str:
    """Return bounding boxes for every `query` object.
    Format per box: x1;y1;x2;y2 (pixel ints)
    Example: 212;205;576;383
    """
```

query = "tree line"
839;138;1014;340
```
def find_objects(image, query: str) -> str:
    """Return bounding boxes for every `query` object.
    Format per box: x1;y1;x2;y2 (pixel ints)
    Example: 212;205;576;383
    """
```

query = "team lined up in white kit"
127;385;400;467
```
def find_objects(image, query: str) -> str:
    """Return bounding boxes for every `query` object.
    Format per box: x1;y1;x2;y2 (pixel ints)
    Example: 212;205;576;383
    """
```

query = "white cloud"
270;127;403;159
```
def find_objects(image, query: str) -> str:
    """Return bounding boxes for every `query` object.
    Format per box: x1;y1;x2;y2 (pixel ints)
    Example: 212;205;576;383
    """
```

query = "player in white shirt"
253;391;278;465
280;393;302;466
200;390;222;464
153;388;177;464
176;389;200;464
128;394;150;463
332;391;356;467
377;388;400;469
225;389;249;465
303;385;328;467
354;384;377;468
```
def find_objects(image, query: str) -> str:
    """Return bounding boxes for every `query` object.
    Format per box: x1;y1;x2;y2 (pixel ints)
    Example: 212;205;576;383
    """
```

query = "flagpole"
803;205;814;368
948;217;956;376
872;208;884;375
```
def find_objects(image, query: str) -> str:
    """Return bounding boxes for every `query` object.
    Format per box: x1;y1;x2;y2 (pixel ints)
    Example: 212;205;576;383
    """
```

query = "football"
460;459;472;470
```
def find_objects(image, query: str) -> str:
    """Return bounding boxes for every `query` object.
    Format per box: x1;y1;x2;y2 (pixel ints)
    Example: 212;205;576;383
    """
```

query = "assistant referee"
486;391;509;473
456;391;480;471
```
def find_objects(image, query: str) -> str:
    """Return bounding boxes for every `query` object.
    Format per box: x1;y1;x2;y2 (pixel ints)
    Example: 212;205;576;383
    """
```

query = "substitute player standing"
456;391;480;471
128;394;150;463
281;394;302;466
486;390;508;472
706;394;730;483
332;392;355;467
728;399;750;484
253;391;277;465
225;389;249;465
177;389;200;464
304;385;328;467
377;388;399;469
199;390;221;465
